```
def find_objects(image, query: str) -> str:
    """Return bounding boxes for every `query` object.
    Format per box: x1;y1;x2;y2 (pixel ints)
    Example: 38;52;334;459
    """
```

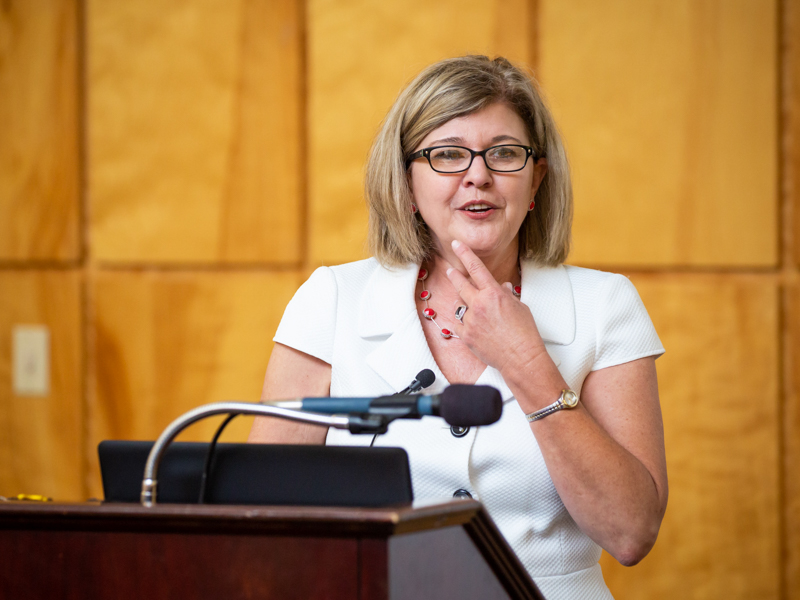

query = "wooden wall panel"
599;275;780;599
786;2;800;598
88;0;303;264
791;0;800;271
0;270;83;501
87;270;302;496
786;284;800;600
540;0;778;267
0;0;80;261
307;0;536;264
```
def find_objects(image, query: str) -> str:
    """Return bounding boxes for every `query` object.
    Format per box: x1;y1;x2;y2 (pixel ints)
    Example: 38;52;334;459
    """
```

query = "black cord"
369;373;433;447
198;413;239;504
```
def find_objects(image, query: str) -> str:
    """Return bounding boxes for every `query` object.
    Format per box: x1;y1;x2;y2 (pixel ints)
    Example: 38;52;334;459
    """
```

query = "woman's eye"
489;147;520;160
432;149;467;161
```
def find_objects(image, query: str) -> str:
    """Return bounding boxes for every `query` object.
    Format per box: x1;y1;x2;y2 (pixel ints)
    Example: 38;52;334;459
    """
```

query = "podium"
0;499;544;599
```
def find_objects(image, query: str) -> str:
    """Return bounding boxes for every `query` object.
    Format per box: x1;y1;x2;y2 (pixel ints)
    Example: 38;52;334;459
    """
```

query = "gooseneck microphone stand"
140;402;390;507
141;383;500;507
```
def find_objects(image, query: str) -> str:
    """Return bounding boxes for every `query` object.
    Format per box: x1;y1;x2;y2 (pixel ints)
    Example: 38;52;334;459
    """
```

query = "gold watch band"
525;389;579;422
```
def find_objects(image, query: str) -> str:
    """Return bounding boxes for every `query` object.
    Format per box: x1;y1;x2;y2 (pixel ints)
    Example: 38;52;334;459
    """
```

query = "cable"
369;369;436;447
198;413;239;504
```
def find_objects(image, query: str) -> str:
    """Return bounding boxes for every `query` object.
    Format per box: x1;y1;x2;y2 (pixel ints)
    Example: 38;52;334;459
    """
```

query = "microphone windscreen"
439;385;502;426
416;369;436;389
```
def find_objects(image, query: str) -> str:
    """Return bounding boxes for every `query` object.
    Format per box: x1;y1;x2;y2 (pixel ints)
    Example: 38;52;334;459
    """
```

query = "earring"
528;200;535;211
411;203;418;214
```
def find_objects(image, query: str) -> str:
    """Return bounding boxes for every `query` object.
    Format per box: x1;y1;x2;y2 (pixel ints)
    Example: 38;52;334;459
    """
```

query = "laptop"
98;440;413;507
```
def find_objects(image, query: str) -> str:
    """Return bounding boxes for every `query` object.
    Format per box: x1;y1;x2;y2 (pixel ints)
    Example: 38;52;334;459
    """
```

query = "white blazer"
274;258;663;600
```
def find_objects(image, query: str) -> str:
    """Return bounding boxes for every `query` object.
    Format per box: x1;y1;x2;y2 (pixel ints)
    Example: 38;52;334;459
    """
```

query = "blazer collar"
358;260;576;397
358;260;576;345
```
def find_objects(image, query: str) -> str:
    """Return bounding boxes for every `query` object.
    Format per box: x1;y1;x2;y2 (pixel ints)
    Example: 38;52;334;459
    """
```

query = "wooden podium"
0;499;544;600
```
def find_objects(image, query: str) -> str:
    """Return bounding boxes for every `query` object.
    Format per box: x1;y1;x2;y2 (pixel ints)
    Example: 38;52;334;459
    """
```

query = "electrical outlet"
12;325;50;397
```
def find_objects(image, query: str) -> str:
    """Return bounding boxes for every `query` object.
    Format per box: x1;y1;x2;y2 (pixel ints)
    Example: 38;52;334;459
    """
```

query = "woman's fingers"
451;240;497;290
445;266;477;305
442;242;547;373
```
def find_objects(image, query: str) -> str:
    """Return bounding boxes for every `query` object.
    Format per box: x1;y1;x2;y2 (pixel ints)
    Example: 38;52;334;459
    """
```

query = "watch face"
563;390;579;408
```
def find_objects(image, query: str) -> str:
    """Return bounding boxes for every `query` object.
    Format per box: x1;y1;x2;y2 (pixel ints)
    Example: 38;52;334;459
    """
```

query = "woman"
250;56;667;599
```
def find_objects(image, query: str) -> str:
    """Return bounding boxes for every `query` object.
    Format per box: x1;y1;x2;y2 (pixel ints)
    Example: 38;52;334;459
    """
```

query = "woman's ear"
531;158;548;196
406;168;418;214
407;168;417;210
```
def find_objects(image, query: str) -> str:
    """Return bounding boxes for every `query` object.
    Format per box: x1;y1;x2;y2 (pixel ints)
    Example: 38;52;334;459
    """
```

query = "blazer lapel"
519;262;576;346
357;261;418;338
360;263;450;394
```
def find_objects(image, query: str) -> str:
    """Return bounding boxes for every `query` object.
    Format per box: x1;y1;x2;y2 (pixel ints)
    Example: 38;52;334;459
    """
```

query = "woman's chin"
458;235;516;259
430;228;518;261
462;242;496;256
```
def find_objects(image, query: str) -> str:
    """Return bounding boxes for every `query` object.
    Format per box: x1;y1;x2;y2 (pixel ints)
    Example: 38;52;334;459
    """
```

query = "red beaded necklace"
417;267;458;339
416;267;521;339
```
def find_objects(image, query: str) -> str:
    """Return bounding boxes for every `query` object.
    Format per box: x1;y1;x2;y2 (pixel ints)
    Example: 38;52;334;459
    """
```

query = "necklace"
416;267;522;339
417;267;459;339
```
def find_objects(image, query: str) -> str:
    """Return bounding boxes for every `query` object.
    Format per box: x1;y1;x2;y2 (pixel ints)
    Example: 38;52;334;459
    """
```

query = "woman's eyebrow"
490;134;524;144
428;136;464;145
427;134;525;146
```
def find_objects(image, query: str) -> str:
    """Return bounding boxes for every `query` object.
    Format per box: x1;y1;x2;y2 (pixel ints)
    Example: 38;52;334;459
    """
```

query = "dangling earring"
411;203;418;214
528;200;535;211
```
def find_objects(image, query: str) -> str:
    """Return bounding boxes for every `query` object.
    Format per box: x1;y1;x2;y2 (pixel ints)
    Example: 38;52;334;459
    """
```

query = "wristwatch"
525;389;579;422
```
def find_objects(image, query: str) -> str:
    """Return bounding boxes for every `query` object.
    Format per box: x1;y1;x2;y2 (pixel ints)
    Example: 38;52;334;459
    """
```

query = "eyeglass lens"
429;145;528;172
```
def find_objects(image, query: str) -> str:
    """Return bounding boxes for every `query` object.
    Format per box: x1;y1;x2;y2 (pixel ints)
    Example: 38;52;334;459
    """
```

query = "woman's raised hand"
445;240;551;377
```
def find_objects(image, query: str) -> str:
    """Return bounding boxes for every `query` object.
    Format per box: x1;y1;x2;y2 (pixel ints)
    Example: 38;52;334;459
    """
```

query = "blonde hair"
366;55;572;267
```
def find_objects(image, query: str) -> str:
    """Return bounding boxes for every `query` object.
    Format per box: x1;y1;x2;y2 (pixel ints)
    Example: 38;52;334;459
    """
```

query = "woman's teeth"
464;204;492;212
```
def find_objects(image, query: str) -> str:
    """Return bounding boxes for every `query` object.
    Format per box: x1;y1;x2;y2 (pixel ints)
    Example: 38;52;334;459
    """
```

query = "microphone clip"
346;414;391;434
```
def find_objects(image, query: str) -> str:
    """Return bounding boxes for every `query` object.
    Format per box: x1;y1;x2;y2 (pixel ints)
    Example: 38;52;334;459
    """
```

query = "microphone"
371;369;437;446
397;368;436;395
269;384;503;427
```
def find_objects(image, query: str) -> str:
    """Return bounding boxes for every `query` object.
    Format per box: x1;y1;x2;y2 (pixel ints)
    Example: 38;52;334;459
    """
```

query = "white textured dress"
273;258;664;600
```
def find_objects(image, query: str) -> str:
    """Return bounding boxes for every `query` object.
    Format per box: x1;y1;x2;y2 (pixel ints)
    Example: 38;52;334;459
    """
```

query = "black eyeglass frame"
405;144;538;173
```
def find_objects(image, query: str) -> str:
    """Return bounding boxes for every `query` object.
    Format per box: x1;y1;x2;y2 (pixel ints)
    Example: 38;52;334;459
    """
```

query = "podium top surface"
0;499;484;537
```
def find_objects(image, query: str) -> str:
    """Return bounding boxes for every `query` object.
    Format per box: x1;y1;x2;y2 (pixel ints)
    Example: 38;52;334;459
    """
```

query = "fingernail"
446;268;453;276
451;240;461;249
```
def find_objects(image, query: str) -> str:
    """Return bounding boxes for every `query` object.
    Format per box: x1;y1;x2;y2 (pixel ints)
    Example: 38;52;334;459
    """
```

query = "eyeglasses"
405;144;536;173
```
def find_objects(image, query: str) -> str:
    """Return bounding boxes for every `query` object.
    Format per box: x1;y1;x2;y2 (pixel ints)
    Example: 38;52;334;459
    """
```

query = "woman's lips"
459;202;497;219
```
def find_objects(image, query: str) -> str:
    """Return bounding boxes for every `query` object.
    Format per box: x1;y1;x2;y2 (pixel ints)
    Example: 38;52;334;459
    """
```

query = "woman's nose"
462;155;493;187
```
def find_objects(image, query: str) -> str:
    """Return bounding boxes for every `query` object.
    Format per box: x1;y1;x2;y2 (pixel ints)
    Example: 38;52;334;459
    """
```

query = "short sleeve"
592;274;664;371
273;267;338;364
